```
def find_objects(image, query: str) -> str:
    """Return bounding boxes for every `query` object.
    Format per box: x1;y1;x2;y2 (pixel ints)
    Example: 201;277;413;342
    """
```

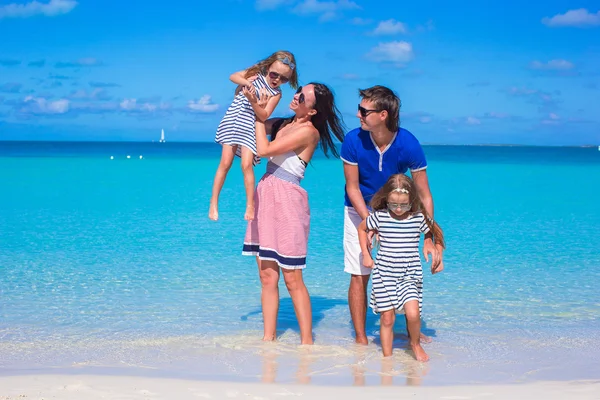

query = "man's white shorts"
343;206;373;276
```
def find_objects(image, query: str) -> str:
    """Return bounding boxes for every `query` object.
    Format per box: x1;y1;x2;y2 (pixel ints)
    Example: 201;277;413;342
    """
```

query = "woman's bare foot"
355;336;369;345
209;202;219;221
419;332;432;344
410;343;429;362
244;203;255;221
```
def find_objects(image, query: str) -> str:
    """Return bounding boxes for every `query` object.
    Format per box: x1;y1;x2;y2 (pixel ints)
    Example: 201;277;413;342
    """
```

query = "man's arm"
411;169;433;218
343;163;370;220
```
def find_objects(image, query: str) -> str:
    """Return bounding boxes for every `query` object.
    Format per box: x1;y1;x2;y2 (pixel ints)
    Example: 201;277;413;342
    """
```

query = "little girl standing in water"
358;174;445;362
209;50;298;221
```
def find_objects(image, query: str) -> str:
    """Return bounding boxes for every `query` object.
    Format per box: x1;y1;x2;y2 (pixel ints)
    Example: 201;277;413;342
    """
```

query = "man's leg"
343;207;372;345
348;274;370;344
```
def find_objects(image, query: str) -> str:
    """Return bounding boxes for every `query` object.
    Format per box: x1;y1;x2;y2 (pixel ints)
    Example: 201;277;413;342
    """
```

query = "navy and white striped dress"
366;211;430;315
214;74;281;166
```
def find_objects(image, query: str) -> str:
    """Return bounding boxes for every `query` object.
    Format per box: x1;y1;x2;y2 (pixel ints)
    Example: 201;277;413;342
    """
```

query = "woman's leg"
380;310;395;357
209;144;237;220
258;258;280;341
404;300;429;362
240;146;256;221
282;269;313;345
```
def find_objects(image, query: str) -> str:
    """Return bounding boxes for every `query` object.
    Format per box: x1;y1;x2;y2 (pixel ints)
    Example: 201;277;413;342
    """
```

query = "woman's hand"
242;85;258;104
256;88;272;109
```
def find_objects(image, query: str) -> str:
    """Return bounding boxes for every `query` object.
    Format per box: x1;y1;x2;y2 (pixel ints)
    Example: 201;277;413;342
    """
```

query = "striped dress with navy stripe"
366;211;430;315
214;74;281;166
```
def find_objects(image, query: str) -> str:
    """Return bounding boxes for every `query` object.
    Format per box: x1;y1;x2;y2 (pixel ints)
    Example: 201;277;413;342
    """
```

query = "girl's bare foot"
209;202;219;221
244;203;255;221
410;343;429;362
420;332;432;344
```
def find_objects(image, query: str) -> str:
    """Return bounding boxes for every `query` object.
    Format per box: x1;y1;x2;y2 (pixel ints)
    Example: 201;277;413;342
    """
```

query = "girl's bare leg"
258;259;280;341
404;300;429;362
282;269;313;345
209;144;237;220
240;146;256;221
380;310;395;357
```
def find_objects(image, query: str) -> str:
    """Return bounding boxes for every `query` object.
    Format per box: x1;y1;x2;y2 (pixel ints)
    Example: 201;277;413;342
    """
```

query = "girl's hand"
242;85;258;104
363;255;374;269
256;88;272;109
366;230;379;253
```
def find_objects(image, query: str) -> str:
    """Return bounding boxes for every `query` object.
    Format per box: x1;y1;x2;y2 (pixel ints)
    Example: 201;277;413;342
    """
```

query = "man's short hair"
359;85;400;132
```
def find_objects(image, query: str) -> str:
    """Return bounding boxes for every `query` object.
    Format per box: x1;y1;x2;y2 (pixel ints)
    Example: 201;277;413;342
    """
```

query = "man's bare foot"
410;343;429;362
209;202;219;221
262;335;275;342
355;336;368;345
244;204;255;221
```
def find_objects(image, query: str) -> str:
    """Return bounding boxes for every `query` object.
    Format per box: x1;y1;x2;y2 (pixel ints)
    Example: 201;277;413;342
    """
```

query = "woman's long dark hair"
270;83;345;157
310;82;345;158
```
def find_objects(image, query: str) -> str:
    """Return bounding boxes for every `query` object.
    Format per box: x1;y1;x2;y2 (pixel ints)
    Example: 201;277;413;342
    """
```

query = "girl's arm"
255;120;317;158
357;219;374;268
248;92;281;122
229;69;254;87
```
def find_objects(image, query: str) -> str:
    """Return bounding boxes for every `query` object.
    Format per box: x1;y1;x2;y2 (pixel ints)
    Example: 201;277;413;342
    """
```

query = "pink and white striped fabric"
242;173;310;269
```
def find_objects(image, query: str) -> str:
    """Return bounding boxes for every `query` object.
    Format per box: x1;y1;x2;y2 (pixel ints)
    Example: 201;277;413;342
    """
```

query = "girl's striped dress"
214;74;281;166
366;211;430;315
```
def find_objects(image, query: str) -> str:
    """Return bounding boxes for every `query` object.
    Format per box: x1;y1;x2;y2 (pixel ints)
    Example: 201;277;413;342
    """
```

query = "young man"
340;85;443;345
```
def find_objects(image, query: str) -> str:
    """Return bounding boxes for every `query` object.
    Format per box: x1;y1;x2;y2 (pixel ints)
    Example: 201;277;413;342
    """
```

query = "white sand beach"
1;375;599;400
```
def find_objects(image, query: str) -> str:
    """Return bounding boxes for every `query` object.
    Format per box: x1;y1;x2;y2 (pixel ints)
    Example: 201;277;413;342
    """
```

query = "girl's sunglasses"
358;104;382;118
268;71;290;84
295;86;305;104
387;202;412;212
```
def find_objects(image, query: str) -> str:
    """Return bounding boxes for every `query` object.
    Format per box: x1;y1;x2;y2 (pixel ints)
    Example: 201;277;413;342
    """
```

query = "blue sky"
0;0;599;145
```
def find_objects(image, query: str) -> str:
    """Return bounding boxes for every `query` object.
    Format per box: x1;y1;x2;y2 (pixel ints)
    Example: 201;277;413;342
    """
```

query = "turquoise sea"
1;141;599;386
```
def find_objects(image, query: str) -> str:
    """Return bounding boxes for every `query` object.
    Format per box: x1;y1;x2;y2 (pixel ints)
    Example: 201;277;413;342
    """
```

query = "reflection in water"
259;343;315;384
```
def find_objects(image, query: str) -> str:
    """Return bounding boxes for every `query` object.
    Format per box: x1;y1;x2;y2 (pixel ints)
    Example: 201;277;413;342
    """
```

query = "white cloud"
366;41;414;65
529;59;574;70
255;0;289;10
350;17;371;25
484;112;511;119
340;73;360;80
542;8;600;27
119;98;169;113
549;112;560;120
419;116;432;124
187;95;219;113
293;0;359;21
0;0;77;19
21;96;69;114
373;19;407;35
466;116;481;125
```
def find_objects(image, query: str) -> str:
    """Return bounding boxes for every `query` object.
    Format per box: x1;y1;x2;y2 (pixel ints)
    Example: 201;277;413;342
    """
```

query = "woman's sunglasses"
358;104;382;118
295;86;305;104
268;71;290;84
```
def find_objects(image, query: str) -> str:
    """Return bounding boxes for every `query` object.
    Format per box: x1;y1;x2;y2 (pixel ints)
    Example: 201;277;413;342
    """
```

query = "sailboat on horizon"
159;129;165;143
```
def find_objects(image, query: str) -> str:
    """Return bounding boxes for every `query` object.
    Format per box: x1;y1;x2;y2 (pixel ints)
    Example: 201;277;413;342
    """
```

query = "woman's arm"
255;120;317;158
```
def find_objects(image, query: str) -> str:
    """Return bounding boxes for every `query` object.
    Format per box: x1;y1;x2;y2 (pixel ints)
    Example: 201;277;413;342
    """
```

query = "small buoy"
126;155;131;159
139;155;143;159
110;156;114;160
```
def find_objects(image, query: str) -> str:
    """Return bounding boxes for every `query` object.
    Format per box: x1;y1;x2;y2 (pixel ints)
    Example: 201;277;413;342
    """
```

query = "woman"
241;83;345;344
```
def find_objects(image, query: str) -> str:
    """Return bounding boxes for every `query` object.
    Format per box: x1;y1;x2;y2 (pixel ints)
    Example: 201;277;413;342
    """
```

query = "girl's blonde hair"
244;50;299;89
370;174;446;248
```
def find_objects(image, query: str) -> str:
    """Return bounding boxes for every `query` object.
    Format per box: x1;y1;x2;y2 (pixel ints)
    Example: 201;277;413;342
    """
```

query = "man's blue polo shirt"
340;127;427;208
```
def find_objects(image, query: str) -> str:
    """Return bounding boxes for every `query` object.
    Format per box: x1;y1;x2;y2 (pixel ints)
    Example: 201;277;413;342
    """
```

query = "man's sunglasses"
296;86;305;104
268;71;290;84
358;104;382;118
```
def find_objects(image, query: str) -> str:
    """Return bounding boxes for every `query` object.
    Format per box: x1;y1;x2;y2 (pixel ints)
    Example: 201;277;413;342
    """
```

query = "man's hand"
432;244;444;274
423;239;441;274
256;88;272;109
